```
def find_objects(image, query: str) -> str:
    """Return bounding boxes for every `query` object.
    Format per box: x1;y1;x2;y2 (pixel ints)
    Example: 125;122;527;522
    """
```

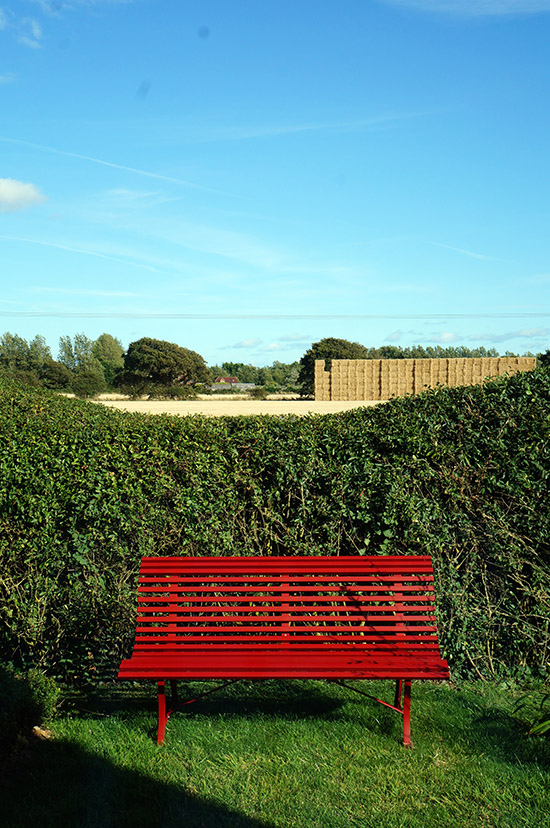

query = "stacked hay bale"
315;356;537;400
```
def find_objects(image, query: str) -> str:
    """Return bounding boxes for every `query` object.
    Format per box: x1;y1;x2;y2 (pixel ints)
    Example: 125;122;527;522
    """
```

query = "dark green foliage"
211;361;301;389
299;337;370;395
39;360;73;390
71;365;108;399
122;337;211;388
365;344;501;360
0;333;53;385
516;690;550;736
92;333;124;387
147;384;198;400
249;387;268;399
58;333;96;373
0;665;60;757
0;370;549;684
9;369;41;388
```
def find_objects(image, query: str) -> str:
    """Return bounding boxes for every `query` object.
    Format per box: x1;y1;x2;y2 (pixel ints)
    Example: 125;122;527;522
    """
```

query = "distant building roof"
214;376;239;384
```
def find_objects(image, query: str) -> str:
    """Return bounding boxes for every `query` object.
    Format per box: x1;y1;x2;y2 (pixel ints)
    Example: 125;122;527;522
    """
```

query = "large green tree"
119;337;211;393
298;337;370;396
28;335;52;373
0;332;31;371
58;333;107;394
58;333;96;372
92;333;124;386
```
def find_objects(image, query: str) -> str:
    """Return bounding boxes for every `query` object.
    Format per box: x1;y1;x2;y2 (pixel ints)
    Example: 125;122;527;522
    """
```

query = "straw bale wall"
314;357;536;401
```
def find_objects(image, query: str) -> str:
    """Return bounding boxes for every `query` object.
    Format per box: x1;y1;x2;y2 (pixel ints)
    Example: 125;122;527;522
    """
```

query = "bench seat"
118;555;450;745
119;650;448;679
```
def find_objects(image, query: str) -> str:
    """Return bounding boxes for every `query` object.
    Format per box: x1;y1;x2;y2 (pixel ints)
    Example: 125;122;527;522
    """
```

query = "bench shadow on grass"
1;736;278;828
72;679;400;740
73;679;348;719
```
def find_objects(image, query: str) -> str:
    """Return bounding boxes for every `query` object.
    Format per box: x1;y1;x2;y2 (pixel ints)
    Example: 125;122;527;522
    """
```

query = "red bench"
118;555;450;745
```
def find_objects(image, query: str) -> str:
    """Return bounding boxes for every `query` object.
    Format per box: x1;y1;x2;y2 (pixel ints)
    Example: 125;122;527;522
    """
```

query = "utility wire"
0;312;549;320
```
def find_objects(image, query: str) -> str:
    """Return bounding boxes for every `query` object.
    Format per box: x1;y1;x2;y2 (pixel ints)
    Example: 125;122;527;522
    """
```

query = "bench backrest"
132;555;443;653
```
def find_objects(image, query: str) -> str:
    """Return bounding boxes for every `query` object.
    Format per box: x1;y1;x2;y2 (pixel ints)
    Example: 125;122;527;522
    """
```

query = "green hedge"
1;371;549;682
0;666;60;757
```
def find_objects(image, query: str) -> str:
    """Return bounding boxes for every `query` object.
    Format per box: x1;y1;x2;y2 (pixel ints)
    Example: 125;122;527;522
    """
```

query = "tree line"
0;331;543;399
0;332;302;398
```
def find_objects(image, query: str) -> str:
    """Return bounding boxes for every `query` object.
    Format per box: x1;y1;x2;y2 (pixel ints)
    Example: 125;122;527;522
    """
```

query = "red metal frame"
119;556;449;746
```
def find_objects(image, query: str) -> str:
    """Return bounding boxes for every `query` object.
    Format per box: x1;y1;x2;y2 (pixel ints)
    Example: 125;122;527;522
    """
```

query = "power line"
0;312;549;320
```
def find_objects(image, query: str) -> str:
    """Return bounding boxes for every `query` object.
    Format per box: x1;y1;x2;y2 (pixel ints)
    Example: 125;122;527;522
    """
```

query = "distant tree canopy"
298;338;370;396
92;333;124;386
58;333;107;397
0;332;70;389
362;344;500;360
0;332;51;373
118;337;211;393
58;333;96;372
209;360;300;389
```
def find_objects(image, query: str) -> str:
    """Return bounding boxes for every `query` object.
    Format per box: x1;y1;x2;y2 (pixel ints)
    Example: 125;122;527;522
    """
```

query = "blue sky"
1;0;550;367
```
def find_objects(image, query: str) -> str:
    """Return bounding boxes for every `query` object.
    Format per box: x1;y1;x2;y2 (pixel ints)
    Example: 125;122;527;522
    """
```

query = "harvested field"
92;394;383;417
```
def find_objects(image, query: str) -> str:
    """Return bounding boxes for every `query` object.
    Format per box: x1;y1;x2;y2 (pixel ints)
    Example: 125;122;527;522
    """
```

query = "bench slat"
137;586;435;596
132;640;442;648
119;651;449;680
139;555;434;571
134;625;439;635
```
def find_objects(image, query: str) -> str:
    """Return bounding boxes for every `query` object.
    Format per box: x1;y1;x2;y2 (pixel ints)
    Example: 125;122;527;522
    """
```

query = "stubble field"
91;393;383;417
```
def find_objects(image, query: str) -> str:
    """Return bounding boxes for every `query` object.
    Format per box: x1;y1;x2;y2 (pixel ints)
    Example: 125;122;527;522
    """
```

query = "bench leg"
403;680;411;747
393;679;412;746
394;679;403;710
157;681;169;745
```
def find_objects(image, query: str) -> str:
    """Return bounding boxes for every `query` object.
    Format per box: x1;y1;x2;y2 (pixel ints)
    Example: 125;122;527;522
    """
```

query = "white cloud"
17;17;43;48
230;338;262;349
0;73;16;84
0;8;9;29
470;327;549;343
379;0;550;16
279;333;312;343
385;329;404;342
0;178;47;212
427;331;463;343
29;1;65;14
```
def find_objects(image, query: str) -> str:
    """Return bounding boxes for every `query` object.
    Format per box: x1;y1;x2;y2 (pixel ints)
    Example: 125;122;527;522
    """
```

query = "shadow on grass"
420;684;550;768
70;680;348;719
75;678;401;721
67;679;402;745
470;705;550;766
0;736;277;828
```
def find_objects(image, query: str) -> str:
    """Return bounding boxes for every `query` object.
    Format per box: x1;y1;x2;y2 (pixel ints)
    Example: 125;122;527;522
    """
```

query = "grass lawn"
1;680;549;828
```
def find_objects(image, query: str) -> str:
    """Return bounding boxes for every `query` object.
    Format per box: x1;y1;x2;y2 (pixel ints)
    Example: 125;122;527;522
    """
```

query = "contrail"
0;312;549;320
0;235;159;273
0;135;231;195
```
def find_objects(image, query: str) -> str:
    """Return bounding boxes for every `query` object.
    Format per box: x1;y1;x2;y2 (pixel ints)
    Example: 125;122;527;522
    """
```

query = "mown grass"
2;680;549;828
